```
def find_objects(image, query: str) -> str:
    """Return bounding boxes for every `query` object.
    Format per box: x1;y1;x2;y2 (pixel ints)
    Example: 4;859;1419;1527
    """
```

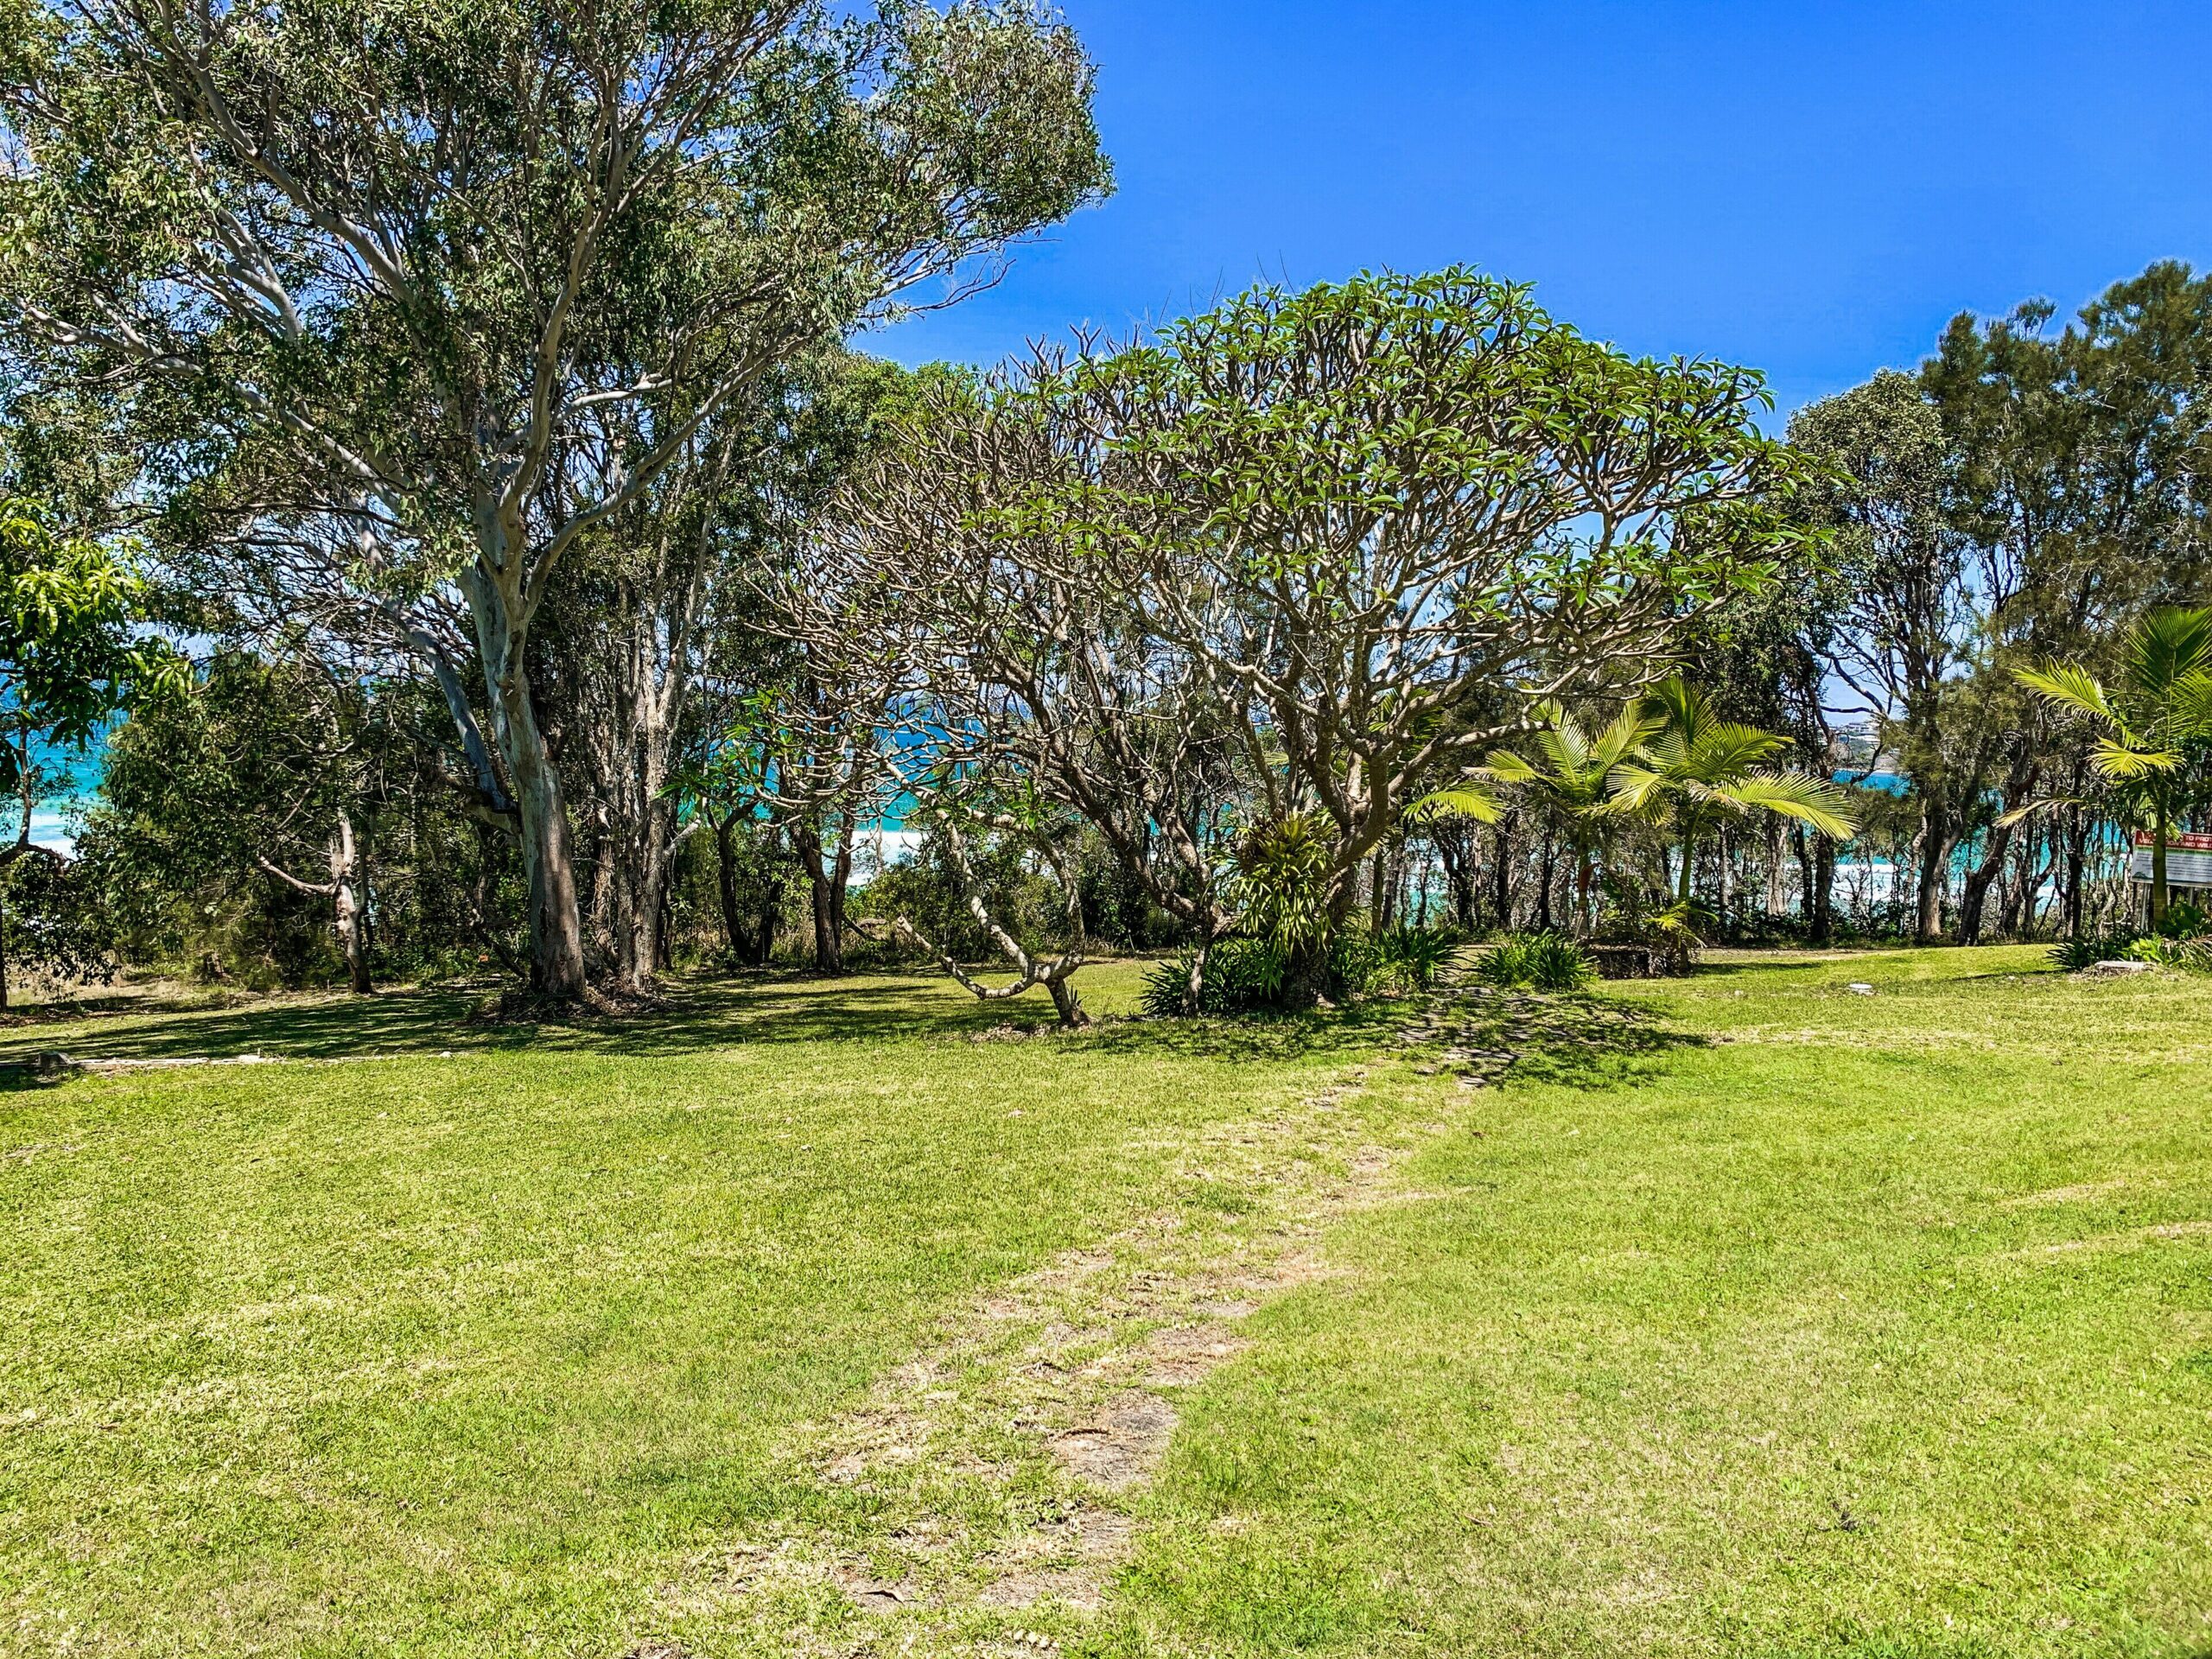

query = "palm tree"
2012;606;2212;930
1610;679;1859;907
1477;700;1656;934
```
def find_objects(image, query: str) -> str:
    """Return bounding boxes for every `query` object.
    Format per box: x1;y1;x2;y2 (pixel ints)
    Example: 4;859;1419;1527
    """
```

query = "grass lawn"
1103;948;2212;1658
3;949;2209;1656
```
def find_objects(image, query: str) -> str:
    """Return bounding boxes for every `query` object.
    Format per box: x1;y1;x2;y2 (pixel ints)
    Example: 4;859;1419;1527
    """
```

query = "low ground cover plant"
1376;925;1459;990
1476;931;1598;990
2052;931;2145;970
2055;902;2212;972
1137;924;1461;1017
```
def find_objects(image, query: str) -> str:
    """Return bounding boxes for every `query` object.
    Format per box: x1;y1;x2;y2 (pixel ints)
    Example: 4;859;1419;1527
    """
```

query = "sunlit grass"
1096;946;2212;1657
4;949;2208;1656
0;963;1371;1657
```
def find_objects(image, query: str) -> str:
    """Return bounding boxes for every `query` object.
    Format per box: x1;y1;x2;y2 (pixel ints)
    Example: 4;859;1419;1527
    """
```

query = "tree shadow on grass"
1446;988;1709;1090
0;986;510;1065
0;969;1192;1065
0;968;1700;1087
1064;998;1414;1064
1676;957;1871;978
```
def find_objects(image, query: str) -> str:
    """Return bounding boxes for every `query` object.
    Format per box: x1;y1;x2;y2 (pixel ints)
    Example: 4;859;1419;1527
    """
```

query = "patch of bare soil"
2000;1176;2162;1209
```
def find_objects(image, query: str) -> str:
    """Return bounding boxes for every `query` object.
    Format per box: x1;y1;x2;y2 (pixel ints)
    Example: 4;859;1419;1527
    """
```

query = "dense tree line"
1;1;2207;1010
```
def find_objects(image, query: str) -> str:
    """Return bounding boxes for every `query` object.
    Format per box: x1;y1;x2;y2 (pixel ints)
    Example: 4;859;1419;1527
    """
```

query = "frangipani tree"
817;269;1823;1000
1611;679;1858;907
881;768;1091;1028
2012;606;2212;929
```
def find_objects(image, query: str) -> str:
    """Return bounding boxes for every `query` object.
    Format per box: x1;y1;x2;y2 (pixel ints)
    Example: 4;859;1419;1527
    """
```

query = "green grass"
1098;947;2212;1657
0;964;1383;1656
3;950;2209;1656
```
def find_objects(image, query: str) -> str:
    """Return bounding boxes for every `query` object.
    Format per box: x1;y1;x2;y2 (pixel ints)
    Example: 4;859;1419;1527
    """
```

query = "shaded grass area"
1095;947;2212;1657
0;969;1100;1065
0;963;1423;1072
0;962;1409;1657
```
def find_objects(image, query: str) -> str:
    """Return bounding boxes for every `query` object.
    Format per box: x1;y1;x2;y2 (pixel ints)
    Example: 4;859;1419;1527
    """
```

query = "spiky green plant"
2011;607;2212;930
1376;925;1459;991
1609;679;1859;906
1230;813;1335;950
2050;931;2143;973
1477;931;1597;991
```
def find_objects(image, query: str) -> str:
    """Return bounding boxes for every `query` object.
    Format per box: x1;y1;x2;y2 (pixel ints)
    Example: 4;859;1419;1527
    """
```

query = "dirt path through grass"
1077;949;2212;1658
634;981;1548;1656
636;972;1691;1657
640;1065;1430;1654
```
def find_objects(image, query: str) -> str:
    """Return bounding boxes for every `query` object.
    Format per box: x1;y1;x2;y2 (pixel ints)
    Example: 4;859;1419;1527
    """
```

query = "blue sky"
874;0;2212;423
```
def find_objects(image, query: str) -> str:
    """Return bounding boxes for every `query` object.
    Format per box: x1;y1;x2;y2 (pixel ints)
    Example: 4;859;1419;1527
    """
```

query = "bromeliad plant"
2011;607;2212;931
1230;811;1338;1004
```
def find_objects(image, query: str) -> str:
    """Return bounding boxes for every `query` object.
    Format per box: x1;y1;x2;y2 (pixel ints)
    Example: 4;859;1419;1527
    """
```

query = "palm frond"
2016;662;2113;722
1480;749;1541;785
1686;723;1789;778
1725;771;1859;839
1604;764;1668;814
1994;795;2092;828
1593;703;1660;766
1529;700;1592;774
1409;785;1505;824
2124;605;2212;704
1644;676;1709;740
2173;666;2212;736
2088;741;2182;783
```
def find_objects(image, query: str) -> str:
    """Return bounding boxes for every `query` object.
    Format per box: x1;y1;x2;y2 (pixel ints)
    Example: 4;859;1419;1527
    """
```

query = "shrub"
1477;931;1596;991
2050;931;2142;972
2155;899;2209;940
1139;938;1290;1017
1140;925;1433;1017
1592;894;1703;976
1375;925;1458;991
1325;929;1384;999
2114;934;2212;972
1140;921;1461;1019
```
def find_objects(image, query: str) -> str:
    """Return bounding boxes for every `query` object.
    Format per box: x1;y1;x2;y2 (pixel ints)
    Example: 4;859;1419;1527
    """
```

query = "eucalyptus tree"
1696;550;1855;934
695;576;909;978
542;349;907;992
1925;263;2212;940
0;0;1109;998
1789;370;1969;944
